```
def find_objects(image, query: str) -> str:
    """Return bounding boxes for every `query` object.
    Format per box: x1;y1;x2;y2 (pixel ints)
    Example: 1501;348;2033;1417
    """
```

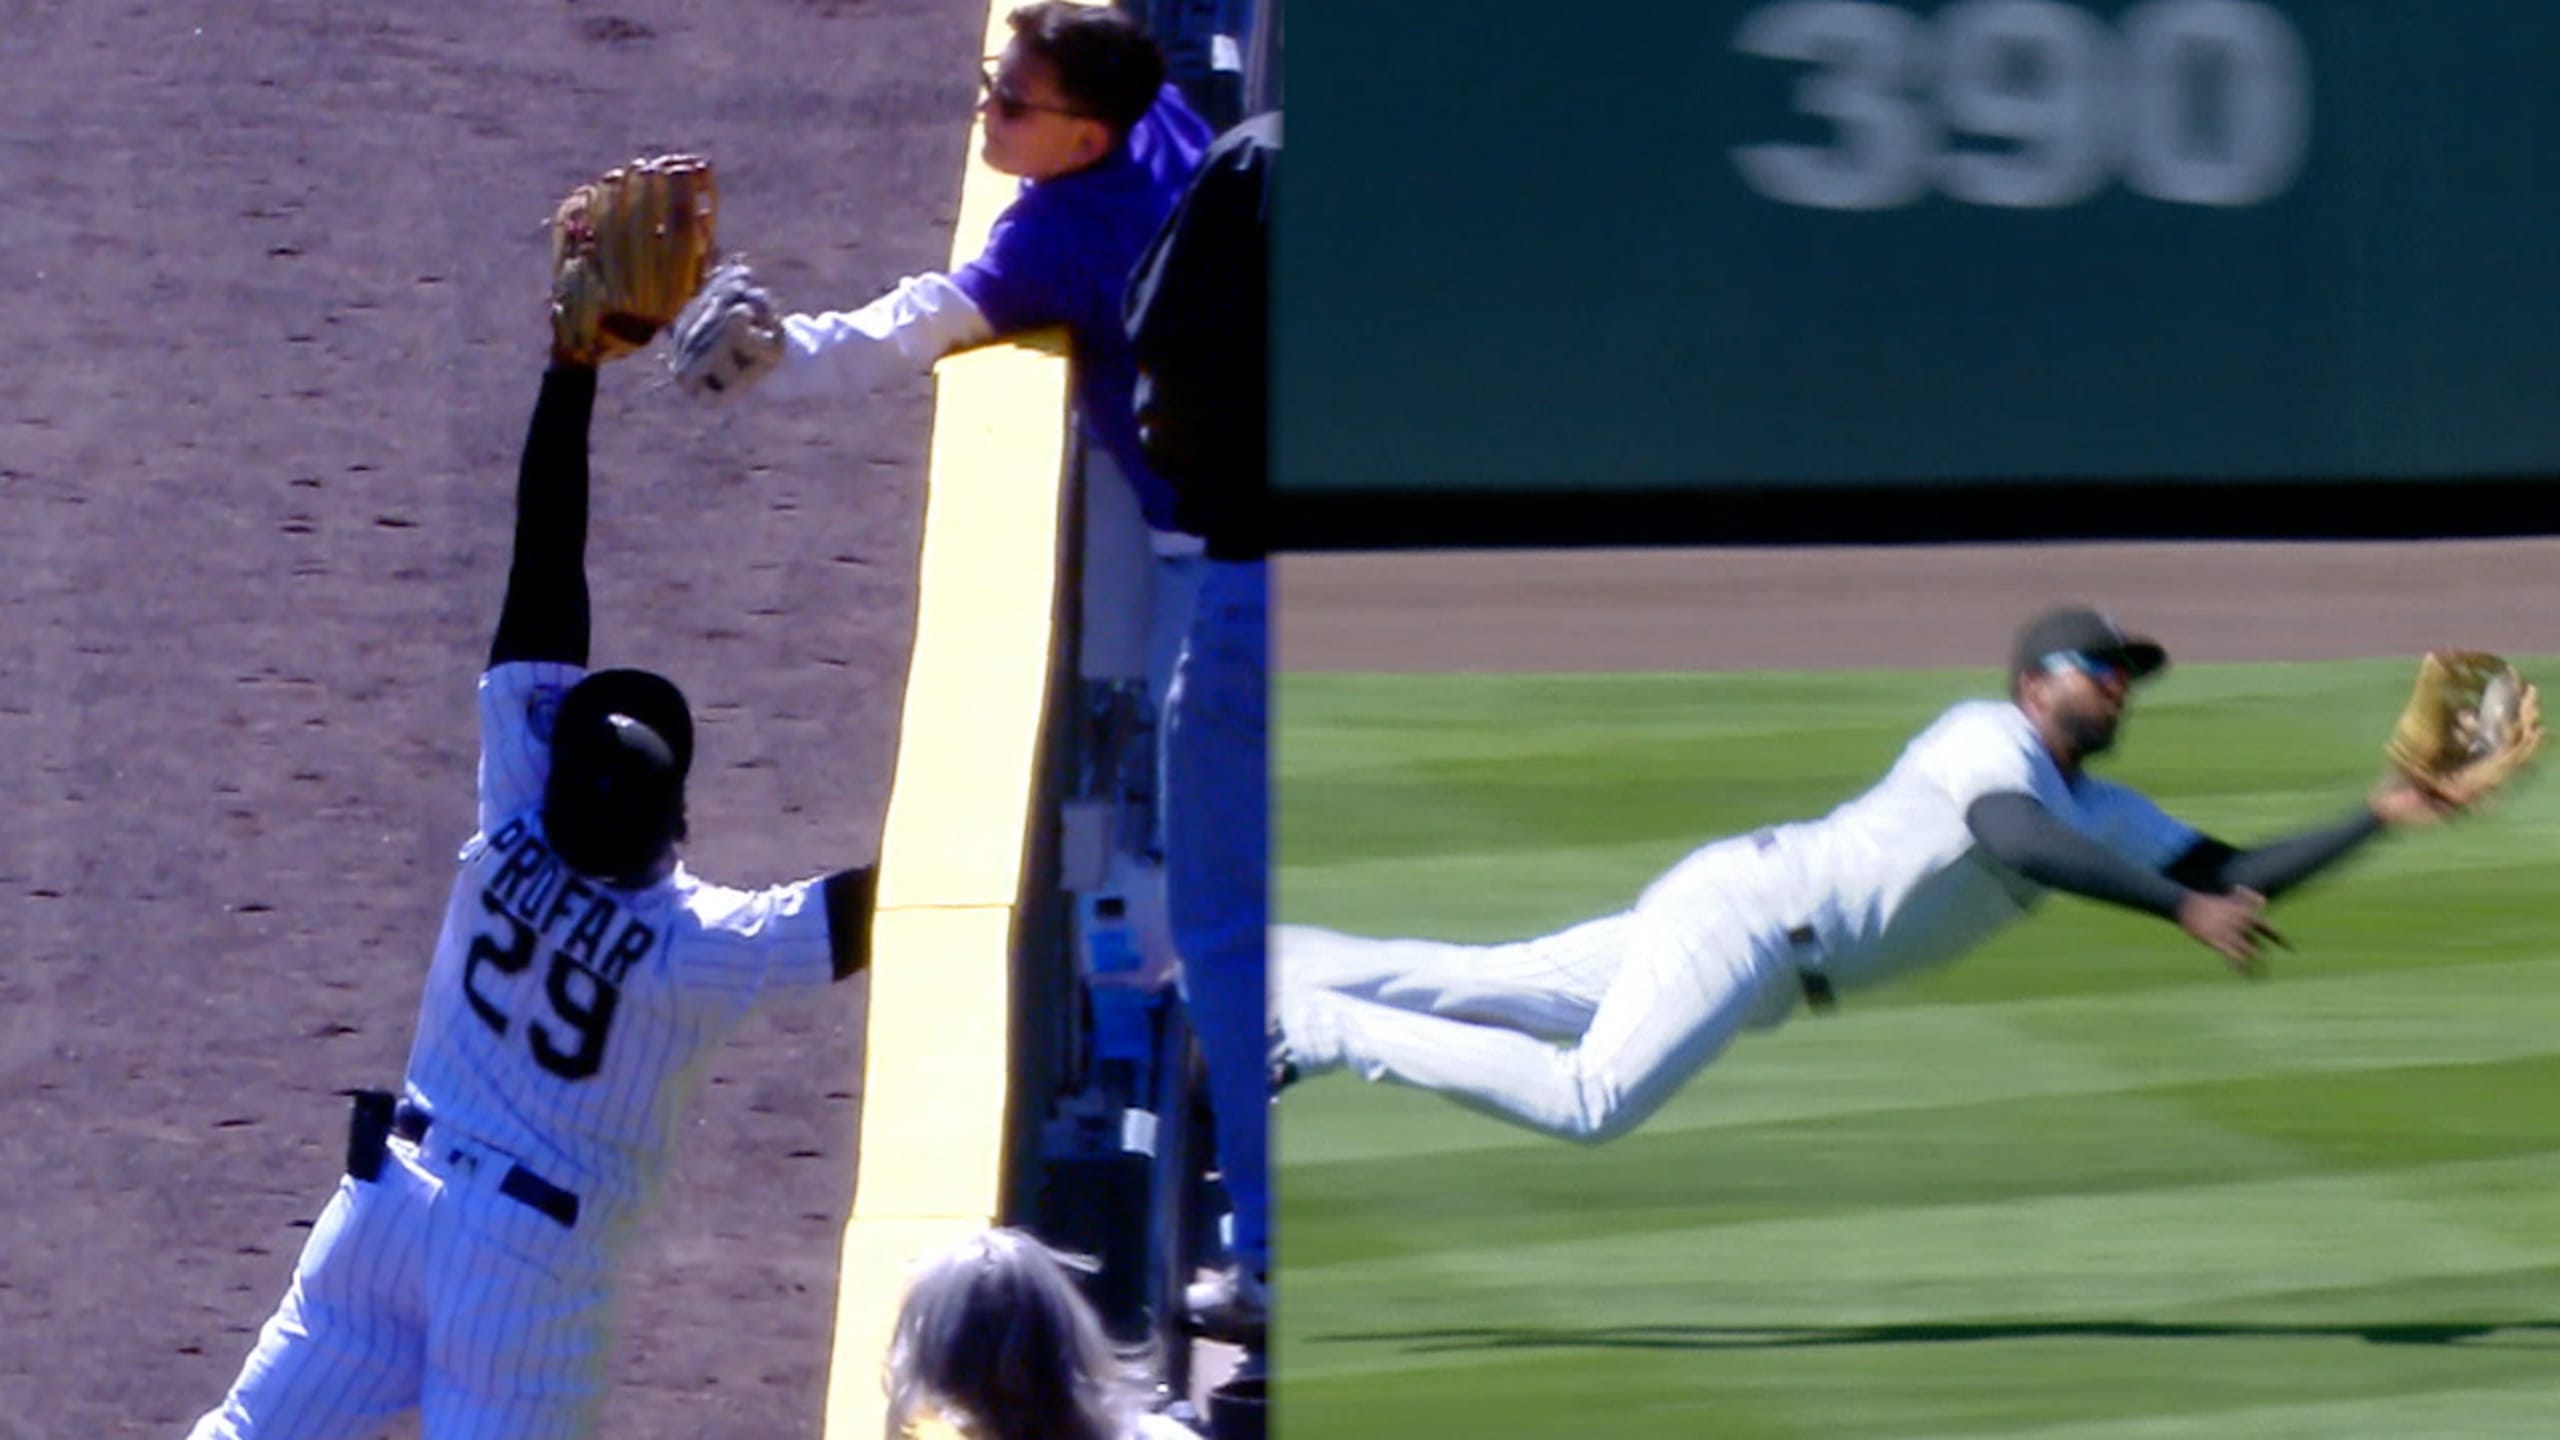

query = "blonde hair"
885;1228;1149;1440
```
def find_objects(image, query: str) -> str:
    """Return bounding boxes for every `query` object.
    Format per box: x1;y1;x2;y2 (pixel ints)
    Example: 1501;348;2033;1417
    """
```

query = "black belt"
345;1092;582;1230
1754;834;1836;1012
1787;925;1835;1012
395;1100;581;1230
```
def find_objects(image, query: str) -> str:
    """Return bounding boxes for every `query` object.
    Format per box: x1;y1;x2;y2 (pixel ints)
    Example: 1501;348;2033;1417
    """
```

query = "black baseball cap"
2010;606;2168;682
556;668;694;779
543;668;694;883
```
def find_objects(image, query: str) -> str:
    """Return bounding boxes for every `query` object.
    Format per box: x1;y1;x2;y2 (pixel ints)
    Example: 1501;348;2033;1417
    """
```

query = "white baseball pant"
186;1133;614;1440
1276;840;1805;1144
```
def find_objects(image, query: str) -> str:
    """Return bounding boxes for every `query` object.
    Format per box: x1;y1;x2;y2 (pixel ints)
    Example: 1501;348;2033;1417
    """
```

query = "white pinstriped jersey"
185;660;851;1439
1642;699;2200;991
400;661;838;1240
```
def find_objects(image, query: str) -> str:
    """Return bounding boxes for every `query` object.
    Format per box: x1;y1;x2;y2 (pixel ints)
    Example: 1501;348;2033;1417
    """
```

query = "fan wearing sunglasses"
1273;605;2466;1146
667;1;1212;563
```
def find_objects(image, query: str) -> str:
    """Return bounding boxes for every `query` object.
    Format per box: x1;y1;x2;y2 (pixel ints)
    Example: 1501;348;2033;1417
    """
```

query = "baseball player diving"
1274;606;2543;1144
184;161;877;1439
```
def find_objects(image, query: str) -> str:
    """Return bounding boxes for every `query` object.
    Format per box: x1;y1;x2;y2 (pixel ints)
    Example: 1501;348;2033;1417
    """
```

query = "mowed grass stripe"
1282;950;2560;1167
1283;1176;2560;1433
1902;1373;2560;1440
1295;1146;2560;1315
1284;1324;2560;1440
1276;659;2560;1440
1289;1051;2560;1265
1284;1265;2560;1440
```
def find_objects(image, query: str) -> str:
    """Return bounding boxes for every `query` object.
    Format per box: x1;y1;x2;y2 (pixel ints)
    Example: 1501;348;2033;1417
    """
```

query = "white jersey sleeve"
1908;700;2200;865
762;273;994;402
1907;701;2049;811
669;872;843;1019
475;661;585;835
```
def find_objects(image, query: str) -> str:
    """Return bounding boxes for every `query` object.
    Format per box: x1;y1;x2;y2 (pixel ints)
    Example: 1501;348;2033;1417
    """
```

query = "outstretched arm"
765;274;994;401
1966;792;2189;917
2159;773;2457;897
1966;792;2285;972
2163;807;2385;901
488;365;597;669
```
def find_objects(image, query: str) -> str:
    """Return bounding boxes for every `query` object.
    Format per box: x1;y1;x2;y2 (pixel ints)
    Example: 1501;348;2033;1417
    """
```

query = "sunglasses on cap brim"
2040;651;2134;684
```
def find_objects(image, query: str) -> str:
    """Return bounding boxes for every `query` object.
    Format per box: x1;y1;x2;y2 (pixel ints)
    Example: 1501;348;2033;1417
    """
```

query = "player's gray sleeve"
760;274;994;402
1965;791;2192;918
2164;806;2385;900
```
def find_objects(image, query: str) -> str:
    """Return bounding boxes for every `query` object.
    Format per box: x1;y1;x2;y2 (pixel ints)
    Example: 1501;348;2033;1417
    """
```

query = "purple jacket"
953;84;1213;533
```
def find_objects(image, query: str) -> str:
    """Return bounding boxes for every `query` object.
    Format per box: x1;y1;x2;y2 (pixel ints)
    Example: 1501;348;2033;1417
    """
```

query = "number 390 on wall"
1731;0;2311;210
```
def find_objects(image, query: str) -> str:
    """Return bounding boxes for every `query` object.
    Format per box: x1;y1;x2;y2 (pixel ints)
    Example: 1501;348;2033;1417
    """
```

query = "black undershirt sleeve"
2161;805;2384;900
820;867;877;981
1965;792;2192;919
489;365;597;669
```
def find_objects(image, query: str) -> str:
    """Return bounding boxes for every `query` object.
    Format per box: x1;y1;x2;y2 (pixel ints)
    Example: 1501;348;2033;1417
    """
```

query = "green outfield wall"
1278;1;2560;507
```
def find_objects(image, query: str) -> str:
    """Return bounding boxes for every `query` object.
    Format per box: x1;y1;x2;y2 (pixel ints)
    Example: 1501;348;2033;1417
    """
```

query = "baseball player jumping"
183;304;878;1434
1275;607;2526;1144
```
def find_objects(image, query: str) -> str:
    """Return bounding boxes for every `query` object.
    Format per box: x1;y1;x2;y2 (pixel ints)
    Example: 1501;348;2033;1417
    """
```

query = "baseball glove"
549;154;719;366
2383;650;2545;809
669;260;786;397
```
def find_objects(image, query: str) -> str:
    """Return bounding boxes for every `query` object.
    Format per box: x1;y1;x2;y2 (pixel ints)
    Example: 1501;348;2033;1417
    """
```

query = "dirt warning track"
1278;541;2560;675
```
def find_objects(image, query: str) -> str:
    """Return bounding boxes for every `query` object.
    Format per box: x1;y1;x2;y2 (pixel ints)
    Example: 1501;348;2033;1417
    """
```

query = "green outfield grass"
1276;658;2560;1440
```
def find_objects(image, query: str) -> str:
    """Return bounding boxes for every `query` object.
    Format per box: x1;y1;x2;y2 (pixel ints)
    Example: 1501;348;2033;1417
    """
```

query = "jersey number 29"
462;891;621;1081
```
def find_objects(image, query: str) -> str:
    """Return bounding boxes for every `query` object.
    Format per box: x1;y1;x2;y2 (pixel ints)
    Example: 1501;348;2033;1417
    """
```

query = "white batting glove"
669;259;784;398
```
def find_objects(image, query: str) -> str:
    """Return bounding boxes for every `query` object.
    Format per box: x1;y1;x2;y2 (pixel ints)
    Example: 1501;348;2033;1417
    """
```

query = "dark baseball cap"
544;668;694;884
556;668;694;779
2010;605;2168;681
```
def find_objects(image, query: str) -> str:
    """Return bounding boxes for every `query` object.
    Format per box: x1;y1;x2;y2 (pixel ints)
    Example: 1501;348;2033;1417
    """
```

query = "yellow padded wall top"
820;6;1107;1438
825;336;1069;1440
872;336;1071;913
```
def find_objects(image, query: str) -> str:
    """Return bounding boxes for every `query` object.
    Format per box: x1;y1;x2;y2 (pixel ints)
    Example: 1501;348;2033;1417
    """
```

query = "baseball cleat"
1268;1021;1298;1096
1184;1264;1268;1346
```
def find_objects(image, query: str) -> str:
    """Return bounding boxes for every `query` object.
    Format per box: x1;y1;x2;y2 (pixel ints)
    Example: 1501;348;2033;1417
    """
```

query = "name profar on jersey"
460;815;660;1083
1729;0;2313;211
